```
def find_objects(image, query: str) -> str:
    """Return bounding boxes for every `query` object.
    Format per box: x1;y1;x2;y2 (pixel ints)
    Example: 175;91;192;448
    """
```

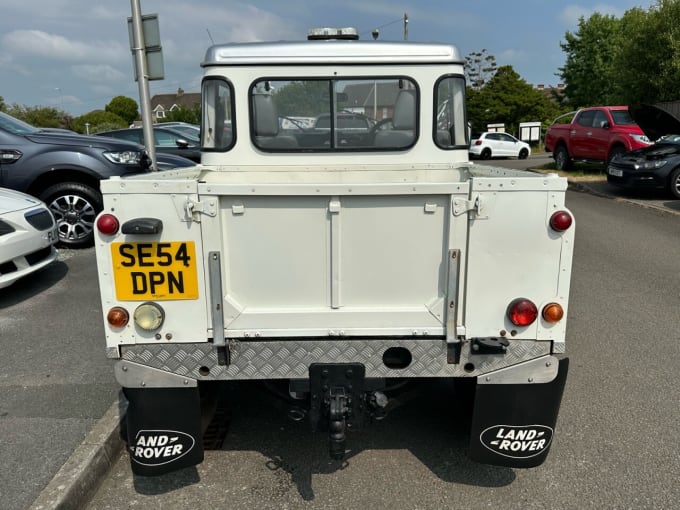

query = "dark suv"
0;111;157;248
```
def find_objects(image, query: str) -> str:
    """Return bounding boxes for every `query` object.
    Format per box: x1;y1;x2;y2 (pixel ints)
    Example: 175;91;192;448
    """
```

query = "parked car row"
0;112;195;251
604;104;680;199
95;125;201;162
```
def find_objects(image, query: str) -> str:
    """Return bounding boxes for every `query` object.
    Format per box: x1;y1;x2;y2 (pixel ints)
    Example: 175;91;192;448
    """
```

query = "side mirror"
176;138;189;148
600;121;611;129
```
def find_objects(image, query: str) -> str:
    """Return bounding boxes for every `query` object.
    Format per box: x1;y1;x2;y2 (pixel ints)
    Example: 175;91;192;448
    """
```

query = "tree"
465;49;498;90
72;110;127;134
272;81;329;117
4;104;68;128
615;1;680;104
160;105;200;124
0;96;6;112
105;96;139;125
558;13;624;107
466;66;562;137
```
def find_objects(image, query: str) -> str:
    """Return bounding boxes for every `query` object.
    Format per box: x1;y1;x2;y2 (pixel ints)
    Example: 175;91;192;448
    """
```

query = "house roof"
150;88;200;110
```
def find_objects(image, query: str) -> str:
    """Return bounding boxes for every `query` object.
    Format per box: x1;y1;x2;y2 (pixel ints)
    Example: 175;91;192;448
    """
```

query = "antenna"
206;28;215;45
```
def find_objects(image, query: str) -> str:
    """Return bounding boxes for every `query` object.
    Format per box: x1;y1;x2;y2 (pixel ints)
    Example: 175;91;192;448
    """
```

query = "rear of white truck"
94;33;574;476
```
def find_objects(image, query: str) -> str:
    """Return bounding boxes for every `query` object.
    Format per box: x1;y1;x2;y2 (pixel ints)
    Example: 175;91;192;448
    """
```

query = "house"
150;87;200;122
341;82;403;120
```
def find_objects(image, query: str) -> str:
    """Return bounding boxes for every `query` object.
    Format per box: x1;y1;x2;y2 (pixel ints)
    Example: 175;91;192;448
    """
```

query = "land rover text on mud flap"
94;28;574;476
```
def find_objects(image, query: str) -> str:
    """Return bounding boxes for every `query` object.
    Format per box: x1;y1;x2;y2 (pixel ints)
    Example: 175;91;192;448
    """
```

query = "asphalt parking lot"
19;155;680;509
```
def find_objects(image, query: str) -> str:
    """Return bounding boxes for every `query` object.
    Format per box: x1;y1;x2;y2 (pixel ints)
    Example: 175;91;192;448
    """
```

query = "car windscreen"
0;112;39;135
610;110;636;125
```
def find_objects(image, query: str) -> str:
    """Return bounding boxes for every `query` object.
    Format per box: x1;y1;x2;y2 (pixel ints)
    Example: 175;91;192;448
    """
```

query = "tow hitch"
309;363;367;460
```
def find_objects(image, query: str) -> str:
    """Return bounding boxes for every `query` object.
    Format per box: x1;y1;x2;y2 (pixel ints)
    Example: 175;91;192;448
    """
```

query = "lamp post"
54;87;64;110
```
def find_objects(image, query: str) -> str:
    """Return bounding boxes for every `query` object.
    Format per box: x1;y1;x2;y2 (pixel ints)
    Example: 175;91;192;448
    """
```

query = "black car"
96;126;201;162
607;104;680;198
0;111;190;248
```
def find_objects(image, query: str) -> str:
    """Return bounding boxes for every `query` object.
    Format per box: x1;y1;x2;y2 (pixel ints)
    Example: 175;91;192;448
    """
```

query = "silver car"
0;188;58;289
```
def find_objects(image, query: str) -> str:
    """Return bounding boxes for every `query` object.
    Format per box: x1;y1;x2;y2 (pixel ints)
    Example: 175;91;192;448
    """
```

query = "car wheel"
669;168;680;199
554;145;572;170
39;182;102;248
518;148;529;159
607;145;626;165
480;148;492;160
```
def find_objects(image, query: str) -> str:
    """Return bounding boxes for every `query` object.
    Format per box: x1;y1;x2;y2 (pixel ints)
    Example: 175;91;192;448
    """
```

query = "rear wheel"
554;145;572;170
480;148;492;160
669;168;680;199
39;182;102;248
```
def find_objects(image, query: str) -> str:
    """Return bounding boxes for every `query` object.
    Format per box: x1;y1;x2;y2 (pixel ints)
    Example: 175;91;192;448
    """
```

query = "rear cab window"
248;77;418;151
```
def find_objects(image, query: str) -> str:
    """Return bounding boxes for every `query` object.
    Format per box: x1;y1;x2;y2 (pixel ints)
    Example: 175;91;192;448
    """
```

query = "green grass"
533;161;607;181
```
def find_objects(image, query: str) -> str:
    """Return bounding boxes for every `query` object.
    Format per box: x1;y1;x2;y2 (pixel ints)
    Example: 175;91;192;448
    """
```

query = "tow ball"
309;363;367;460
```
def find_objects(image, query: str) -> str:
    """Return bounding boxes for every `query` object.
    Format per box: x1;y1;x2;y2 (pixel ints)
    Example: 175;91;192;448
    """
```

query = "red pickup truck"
544;106;652;170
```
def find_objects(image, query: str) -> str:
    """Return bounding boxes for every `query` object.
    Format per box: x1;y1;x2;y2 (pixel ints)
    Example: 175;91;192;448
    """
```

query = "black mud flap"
468;357;569;468
124;387;204;476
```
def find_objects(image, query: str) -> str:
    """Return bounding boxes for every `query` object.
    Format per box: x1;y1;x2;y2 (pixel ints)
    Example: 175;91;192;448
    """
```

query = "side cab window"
201;78;235;151
434;75;467;149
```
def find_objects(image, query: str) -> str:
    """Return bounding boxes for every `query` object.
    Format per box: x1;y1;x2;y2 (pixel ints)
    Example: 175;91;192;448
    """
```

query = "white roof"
202;40;463;67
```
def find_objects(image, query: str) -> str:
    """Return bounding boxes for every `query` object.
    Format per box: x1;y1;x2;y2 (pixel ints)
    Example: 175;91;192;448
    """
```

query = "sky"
0;0;657;117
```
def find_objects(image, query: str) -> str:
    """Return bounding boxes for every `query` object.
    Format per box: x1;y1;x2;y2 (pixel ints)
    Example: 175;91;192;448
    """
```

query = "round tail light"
107;306;129;328
542;302;564;323
549;210;573;232
97;214;120;235
507;298;538;327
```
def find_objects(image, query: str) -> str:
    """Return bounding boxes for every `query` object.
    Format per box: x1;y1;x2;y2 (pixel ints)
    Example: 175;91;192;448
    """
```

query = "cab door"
569;110;595;159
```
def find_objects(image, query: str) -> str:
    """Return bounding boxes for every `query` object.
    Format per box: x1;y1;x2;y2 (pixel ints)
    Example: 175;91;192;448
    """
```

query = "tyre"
669;167;680;199
39;182;102;248
554;145;572;170
518;148;529;159
480;148;492;160
607;145;626;165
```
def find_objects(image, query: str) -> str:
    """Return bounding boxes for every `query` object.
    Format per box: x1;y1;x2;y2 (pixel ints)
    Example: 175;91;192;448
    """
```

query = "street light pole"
130;0;157;171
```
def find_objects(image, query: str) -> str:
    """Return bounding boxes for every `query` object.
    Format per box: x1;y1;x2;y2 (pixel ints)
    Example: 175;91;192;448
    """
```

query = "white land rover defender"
94;28;574;476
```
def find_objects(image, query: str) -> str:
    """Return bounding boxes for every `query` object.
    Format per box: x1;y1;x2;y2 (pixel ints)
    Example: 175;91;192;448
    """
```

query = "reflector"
97;214;120;235
549;211;572;232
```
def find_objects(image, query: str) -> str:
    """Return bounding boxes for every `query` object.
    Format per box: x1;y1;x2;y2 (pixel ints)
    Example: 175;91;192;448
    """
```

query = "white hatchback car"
469;131;531;160
0;188;58;289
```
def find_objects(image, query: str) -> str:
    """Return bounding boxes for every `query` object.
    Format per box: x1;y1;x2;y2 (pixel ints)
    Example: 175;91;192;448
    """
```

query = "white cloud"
2;30;126;62
71;64;126;83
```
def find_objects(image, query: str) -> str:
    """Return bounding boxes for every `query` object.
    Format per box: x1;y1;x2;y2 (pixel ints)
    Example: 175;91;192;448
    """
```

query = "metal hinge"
184;197;217;221
452;194;486;218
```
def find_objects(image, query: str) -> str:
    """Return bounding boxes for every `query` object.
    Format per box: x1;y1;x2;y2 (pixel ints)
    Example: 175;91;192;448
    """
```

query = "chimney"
177;87;184;97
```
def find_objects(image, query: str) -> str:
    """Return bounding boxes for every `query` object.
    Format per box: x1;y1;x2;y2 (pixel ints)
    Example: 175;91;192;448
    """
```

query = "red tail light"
97;214;120;235
549;211;572;232
475;140;482;145
507;298;538;326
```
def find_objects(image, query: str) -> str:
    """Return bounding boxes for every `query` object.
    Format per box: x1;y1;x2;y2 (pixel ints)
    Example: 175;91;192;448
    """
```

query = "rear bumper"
468;356;568;468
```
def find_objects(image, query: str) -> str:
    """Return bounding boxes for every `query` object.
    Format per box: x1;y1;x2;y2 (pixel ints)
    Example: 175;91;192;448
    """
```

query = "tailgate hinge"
452;194;487;218
184;197;217;222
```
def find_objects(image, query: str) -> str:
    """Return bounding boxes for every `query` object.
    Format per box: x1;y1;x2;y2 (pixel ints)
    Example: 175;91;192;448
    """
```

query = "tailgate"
198;181;469;338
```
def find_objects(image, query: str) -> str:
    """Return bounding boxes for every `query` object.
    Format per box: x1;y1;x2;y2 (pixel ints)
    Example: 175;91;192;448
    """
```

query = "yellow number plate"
111;242;199;300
